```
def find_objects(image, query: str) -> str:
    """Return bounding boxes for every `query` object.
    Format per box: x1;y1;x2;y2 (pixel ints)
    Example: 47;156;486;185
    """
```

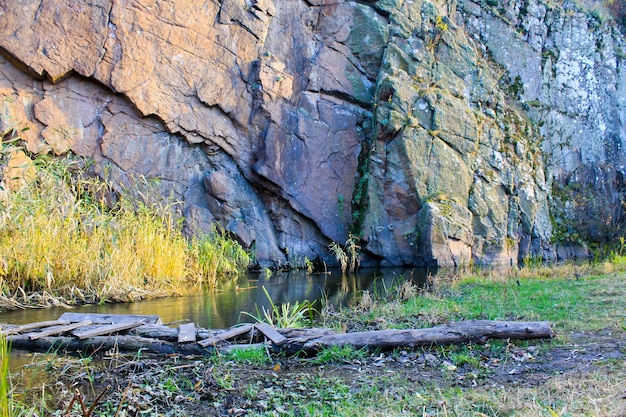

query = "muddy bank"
10;331;625;416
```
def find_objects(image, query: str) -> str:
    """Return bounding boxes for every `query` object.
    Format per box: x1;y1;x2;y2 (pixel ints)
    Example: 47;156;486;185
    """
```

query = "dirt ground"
15;330;623;416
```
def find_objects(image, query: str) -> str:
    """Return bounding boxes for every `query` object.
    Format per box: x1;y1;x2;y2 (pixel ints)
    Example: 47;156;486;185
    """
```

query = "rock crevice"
0;0;623;267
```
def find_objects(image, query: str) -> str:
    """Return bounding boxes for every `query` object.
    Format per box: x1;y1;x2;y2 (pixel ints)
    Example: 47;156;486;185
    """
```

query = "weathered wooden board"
1;320;70;335
177;323;196;343
59;313;161;325
28;320;93;340
255;322;287;345
197;323;254;347
8;334;207;355
74;321;145;340
5;314;554;357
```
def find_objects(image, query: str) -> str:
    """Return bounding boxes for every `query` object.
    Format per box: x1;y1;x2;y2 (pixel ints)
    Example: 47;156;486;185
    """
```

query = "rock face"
0;0;623;267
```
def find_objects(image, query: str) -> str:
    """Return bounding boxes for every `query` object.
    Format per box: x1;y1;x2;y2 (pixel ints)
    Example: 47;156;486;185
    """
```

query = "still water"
0;267;432;329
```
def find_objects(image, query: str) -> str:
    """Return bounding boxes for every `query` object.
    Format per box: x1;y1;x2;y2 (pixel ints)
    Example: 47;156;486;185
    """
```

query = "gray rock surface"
0;0;623;267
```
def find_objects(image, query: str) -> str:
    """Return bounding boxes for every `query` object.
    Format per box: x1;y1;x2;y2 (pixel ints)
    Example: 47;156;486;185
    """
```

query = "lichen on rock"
0;0;623;268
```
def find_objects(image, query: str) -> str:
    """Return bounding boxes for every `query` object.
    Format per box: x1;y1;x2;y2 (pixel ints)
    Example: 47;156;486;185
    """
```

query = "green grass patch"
217;346;271;366
402;273;626;333
311;345;368;364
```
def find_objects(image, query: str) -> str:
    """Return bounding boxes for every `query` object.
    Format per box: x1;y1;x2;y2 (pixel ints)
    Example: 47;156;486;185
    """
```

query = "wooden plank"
197;323;254;348
254;322;287;345
28;320;93;340
74;321;145;340
59;312;161;325
1;320;70;335
177;322;196;343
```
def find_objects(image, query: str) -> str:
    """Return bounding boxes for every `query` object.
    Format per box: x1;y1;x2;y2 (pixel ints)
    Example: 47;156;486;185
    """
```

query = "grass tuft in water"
241;286;317;329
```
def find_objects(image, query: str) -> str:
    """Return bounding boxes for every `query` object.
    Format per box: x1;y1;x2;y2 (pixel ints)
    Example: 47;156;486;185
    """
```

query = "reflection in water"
2;268;435;372
0;268;433;330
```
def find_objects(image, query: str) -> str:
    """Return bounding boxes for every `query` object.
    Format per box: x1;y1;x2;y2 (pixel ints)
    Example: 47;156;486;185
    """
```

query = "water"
0;267;432;329
2;267;432;372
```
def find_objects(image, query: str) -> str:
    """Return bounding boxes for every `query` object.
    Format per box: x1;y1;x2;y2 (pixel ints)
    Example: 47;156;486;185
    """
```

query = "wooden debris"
74;321;145;340
300;320;553;351
59;312;161;325
177;322;196;343
197;324;254;347
4;314;553;357
8;334;207;356
254;322;287;345
28;320;93;340
1;320;70;335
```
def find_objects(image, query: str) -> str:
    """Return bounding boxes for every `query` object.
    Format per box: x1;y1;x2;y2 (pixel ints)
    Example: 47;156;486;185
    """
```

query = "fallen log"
5;319;552;357
8;333;209;356
297;320;552;352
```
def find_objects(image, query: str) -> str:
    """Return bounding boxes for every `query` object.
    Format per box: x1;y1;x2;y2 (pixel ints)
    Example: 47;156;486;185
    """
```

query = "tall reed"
1;328;9;417
0;151;250;305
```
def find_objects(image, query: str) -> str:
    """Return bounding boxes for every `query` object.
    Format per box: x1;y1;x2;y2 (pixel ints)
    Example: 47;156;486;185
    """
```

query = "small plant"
435;15;449;32
312;345;368;364
240;286;317;328
329;235;361;273
521;254;544;270
1;327;9;417
220;346;271;366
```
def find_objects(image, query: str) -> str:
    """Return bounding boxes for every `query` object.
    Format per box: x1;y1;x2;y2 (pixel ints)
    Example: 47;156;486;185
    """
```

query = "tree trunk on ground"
6;320;552;356
295;320;552;352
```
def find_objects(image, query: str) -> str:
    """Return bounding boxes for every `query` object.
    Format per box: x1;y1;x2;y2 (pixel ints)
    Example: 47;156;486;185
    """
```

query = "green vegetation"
329;235;361;274
5;262;626;416
1;328;8;417
328;261;626;335
241;286;317;328
0;135;250;308
311;345;368;365
217;346;271;366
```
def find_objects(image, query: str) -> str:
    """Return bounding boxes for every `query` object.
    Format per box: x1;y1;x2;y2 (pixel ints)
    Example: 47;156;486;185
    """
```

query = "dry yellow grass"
0;153;250;307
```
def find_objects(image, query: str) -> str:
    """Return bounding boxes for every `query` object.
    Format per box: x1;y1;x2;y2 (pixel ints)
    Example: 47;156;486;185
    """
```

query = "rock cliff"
0;0;623;267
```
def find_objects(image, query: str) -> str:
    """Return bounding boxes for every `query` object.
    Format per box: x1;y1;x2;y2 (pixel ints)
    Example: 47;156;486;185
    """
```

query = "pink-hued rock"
0;0;623;268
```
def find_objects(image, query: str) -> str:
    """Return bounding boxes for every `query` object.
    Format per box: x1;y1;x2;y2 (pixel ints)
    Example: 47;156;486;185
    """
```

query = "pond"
1;267;433;372
0;267;433;329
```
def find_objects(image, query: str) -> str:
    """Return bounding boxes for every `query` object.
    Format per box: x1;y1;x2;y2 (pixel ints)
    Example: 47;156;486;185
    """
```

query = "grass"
403;265;626;334
241;286;317;328
0;328;44;417
310;345;368;364
1;328;9;417
0;149;250;308
217;346;272;366
6;266;626;416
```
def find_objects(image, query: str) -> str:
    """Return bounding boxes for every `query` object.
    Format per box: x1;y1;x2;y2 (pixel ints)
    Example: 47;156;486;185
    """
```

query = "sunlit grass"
1;328;9;417
217;346;272;366
0;152;250;307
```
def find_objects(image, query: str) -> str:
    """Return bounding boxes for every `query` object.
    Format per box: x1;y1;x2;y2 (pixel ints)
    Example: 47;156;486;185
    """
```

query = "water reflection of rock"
0;268;434;331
